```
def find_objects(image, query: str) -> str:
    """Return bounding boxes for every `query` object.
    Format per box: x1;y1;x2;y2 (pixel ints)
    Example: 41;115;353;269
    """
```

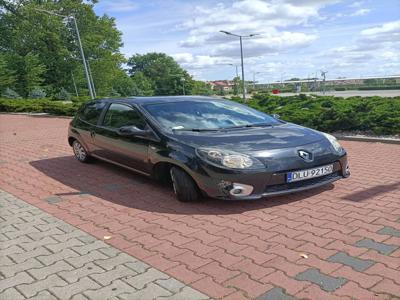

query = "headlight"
322;133;343;153
196;148;265;169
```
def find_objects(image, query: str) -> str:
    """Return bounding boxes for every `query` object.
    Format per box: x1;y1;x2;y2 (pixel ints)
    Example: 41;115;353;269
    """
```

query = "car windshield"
143;100;281;131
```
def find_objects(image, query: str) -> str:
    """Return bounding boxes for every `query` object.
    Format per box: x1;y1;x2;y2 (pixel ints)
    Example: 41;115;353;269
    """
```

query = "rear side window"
79;102;106;124
103;103;146;129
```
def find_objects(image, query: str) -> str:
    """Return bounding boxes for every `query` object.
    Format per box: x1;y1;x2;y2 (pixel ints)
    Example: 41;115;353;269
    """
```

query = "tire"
170;167;200;202
72;140;91;163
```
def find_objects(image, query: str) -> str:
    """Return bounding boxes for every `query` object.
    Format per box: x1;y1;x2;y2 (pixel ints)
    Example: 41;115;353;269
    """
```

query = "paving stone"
65;250;108;268
84;279;137;299
155;277;186;293
90;264;136;286
98;246;120;257
123;268;169;290
377;226;400;238
124;261;151;274
12;246;52;263
59;262;104;283
45;238;86;253
256;287;297;300
94;252;138;271
355;238;398;255
53;230;87;243
327;251;375;272
295;268;347;292
37;249;80;266
119;282;172;300
50;277;101;299
77;235;98;245
43;196;63;204
19;236;58;251
27;290;58;300
0;287;25;300
1;258;44;277
160;286;210;300
0;235;33;249
28;260;75;280
17;274;68;298
72;240;107;255
0;272;34;292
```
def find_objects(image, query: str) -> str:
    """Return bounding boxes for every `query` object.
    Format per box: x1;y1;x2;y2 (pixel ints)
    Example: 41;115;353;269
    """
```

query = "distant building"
208;80;235;93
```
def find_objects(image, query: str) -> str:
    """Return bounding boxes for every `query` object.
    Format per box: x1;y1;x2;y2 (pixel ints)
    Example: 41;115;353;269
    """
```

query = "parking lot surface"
1;114;399;300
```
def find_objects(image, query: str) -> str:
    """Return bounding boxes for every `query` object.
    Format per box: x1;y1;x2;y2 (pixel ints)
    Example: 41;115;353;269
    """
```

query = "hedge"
236;94;400;135
0;98;81;116
1;95;400;135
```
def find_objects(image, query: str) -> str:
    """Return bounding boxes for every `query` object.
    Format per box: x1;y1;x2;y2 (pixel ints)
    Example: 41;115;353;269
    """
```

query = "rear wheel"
170;167;200;202
72;140;91;163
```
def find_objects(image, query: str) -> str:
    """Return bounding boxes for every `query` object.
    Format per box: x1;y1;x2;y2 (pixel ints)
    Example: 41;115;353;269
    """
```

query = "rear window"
79;101;106;124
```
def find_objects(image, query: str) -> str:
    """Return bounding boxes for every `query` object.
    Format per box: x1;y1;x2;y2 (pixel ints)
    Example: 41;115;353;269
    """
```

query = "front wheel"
170;167;200;202
72;140;91;163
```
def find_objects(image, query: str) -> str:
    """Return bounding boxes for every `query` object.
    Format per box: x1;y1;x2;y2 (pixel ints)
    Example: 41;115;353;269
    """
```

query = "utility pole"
71;16;94;99
321;70;328;95
71;72;79;97
34;9;95;99
220;31;259;101
86;59;97;98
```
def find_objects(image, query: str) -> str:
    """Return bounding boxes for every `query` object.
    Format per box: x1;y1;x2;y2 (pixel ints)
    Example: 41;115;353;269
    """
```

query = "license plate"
287;164;333;183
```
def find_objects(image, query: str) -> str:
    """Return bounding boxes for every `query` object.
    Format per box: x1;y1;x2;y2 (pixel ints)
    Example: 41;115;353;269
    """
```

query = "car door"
74;101;107;152
93;103;151;174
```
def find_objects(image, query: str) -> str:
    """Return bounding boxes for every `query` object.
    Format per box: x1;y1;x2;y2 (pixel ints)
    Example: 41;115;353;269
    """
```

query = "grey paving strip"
327;251;375;272
0;190;210;300
354;238;398;255
295;268;347;292
256;287;297;300
377;226;400;238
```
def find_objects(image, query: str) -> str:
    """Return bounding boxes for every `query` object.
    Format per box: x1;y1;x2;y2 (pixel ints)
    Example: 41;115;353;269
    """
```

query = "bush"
29;88;46;99
55;88;72;101
2;88;22;99
233;94;400;135
0;98;80;116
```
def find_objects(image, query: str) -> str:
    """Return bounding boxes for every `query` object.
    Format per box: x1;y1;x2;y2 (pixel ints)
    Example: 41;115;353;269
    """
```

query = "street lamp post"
34;9;95;99
220;31;259;101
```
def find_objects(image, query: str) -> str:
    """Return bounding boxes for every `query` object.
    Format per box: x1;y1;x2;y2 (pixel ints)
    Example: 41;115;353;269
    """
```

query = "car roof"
95;96;225;106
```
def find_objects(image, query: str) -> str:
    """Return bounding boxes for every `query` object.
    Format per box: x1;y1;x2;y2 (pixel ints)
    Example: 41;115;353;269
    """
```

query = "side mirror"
272;114;280;119
117;125;151;137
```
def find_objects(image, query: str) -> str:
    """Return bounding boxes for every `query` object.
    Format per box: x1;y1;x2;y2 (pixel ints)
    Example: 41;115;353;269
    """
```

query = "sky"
93;0;400;83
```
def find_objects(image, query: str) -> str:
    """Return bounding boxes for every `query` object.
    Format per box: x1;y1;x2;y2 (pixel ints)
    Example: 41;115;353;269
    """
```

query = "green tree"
0;0;125;98
0;54;16;93
131;71;154;96
127;53;193;96
192;81;212;95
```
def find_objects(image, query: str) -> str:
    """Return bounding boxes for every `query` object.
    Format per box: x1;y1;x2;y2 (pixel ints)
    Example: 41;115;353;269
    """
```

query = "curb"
335;135;400;145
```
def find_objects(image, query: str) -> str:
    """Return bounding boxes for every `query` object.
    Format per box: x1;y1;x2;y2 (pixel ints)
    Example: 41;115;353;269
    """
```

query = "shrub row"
1;95;399;135
0;98;81;116
238;94;400;135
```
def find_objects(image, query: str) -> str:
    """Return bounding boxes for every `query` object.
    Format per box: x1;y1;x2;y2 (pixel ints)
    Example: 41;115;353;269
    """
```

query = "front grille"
264;171;341;193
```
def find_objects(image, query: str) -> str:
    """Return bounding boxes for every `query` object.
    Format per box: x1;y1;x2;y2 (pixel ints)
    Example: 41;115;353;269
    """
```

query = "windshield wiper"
225;123;273;129
173;128;221;132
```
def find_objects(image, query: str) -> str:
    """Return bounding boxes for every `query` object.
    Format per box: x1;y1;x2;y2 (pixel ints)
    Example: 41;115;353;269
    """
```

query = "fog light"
229;183;254;196
344;164;350;177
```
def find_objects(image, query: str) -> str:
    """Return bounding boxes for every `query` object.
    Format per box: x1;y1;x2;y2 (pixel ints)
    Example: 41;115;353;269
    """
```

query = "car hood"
168;123;325;153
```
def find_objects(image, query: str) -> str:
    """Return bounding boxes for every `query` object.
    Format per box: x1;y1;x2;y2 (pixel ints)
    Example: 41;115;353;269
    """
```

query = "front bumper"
194;154;349;200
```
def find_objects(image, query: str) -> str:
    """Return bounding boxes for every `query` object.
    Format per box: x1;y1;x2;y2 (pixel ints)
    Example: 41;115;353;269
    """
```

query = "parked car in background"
68;96;350;202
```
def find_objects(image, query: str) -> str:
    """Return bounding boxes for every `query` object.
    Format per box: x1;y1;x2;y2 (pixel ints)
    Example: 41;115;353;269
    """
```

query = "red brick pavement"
1;114;399;299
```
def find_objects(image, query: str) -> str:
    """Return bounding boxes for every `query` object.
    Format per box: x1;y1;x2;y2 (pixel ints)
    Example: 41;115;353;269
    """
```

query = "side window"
80;102;106;125
103;103;146;130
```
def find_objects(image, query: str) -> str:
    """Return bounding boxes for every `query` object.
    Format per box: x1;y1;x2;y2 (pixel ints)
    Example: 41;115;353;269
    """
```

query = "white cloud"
361;20;400;36
350;8;371;16
96;0;139;13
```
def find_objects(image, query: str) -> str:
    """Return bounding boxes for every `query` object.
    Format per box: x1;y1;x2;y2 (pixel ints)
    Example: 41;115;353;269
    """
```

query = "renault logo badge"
298;150;313;162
